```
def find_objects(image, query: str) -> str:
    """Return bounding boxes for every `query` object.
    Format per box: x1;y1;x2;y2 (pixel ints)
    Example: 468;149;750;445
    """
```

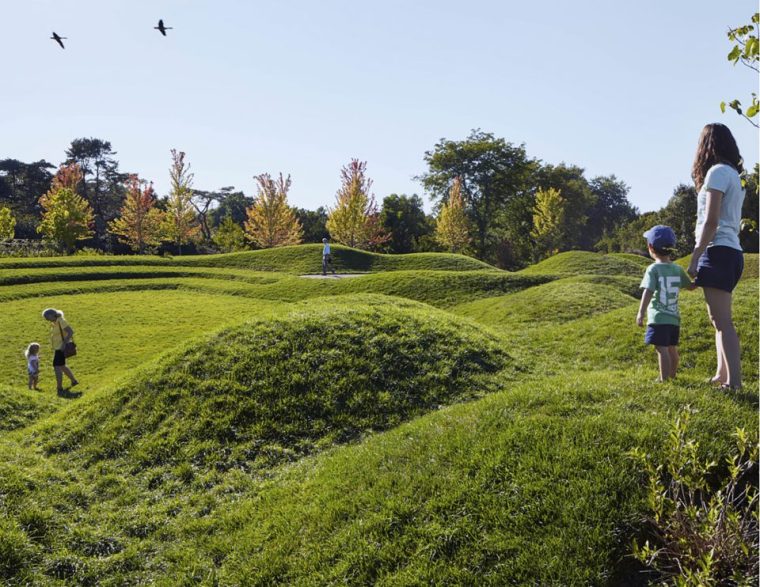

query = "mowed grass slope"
0;249;756;585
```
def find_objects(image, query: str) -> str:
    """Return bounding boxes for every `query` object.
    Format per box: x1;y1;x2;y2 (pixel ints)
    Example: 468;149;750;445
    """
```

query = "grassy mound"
44;295;513;471
0;245;496;274
450;275;639;330
520;251;651;277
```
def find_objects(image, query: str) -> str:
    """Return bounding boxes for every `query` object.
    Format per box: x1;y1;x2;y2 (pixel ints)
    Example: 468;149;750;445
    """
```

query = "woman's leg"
54;366;64;391
710;329;727;384
60;366;77;384
703;287;741;388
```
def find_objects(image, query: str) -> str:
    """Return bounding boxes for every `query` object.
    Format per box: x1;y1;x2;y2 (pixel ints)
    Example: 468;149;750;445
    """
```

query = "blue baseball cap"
643;225;676;249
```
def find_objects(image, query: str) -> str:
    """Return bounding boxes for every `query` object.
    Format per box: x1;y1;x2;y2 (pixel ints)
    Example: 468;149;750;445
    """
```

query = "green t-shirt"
640;262;692;326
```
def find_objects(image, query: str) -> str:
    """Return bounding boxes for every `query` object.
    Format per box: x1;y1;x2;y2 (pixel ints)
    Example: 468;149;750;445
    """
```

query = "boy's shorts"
645;324;680;347
695;245;744;293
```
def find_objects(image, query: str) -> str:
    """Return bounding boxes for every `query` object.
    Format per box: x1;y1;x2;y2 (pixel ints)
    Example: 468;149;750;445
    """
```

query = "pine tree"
162;149;199;254
109;175;165;253
326;159;388;249
37;163;94;252
435;177;471;253
244;173;302;248
531;187;567;259
0;207;15;241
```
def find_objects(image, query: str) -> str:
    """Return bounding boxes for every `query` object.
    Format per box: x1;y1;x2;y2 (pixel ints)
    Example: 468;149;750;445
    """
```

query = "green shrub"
629;409;759;586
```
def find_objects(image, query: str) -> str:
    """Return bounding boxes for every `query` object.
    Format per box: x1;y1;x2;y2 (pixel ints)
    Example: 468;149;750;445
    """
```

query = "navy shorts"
53;350;66;367
645;324;680;347
695;246;744;293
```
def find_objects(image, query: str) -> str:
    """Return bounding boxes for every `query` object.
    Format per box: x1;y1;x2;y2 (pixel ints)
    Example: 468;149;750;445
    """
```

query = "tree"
587;175;637;245
109;175;165;253
380;194;430;253
162;149;200;254
213;215;247;252
191;188;226;242
295;207;329;243
419;129;537;261
740;163;759;252
721;12;759;127
37;163;94;251
244;173;302;248
210;188;253;227
435;178;471;253
326;159;388;250
0;159;54;237
65;138;124;241
659;184;698;257
0;207;15;240
534;163;595;250
531;187;567;260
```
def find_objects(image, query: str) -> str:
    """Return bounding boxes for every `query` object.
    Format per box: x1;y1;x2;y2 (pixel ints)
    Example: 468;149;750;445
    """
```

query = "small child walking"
25;342;41;390
636;225;695;382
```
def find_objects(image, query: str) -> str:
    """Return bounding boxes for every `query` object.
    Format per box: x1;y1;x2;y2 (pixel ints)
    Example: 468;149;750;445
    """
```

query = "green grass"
519;251;652;277
0;244;496;274
0;248;756;585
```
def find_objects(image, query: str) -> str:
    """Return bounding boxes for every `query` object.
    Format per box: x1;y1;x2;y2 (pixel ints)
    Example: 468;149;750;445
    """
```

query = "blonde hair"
42;308;64;320
25;342;40;358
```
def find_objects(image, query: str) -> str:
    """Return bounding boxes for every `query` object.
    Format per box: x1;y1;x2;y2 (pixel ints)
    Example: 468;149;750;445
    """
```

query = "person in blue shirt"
322;237;336;276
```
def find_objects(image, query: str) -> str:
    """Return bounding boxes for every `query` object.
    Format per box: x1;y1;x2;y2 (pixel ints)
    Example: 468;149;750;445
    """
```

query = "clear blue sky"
1;0;757;213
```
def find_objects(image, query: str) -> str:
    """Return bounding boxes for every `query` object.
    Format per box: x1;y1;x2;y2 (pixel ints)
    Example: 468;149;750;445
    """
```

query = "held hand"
687;260;699;279
636;314;644;327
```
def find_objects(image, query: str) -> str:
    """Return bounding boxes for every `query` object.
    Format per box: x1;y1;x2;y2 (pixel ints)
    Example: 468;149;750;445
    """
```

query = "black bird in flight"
154;19;172;36
50;32;66;49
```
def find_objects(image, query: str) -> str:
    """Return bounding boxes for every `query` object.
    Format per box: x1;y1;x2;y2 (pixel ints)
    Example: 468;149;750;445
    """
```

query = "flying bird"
50;32;66;49
154;19;172;36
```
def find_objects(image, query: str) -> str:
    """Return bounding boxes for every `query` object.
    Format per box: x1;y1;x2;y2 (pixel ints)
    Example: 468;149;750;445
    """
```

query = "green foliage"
435;177;472;254
629;410;759;585
531;186;566;259
722;13;759;127
212;215;247;252
244;173;302;248
162;149;199;254
37;175;94;253
380;193;431;253
294;206;328;243
0;206;15;241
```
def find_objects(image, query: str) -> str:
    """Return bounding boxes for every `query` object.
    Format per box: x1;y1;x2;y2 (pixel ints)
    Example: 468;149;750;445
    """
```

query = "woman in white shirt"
686;123;746;390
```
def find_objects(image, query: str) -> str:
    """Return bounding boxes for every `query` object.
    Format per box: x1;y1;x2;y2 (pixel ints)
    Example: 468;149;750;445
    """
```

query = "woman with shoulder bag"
42;308;79;395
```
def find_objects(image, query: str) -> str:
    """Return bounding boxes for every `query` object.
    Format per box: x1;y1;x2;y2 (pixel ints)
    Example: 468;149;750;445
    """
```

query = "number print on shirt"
658;275;681;311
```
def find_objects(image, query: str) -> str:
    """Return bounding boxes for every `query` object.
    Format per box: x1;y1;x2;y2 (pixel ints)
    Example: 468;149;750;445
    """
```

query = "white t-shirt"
695;163;745;251
27;355;39;374
323;243;331;256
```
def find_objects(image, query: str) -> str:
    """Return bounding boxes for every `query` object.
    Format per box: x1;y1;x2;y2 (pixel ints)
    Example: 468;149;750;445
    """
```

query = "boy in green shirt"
636;225;695;381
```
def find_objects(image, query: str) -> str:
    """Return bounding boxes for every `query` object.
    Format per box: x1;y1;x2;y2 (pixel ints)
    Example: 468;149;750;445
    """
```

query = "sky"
1;0;758;214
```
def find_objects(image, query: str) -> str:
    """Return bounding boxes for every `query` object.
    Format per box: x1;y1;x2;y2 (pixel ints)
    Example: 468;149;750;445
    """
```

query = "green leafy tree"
213;215;247;252
65;138;125;241
295;206;329;243
740;163;759;252
109;175;165;253
587;175;637;245
721;12;759;127
534;164;595;250
210;188;253;227
531;187;567;259
162;149;200;255
380;194;430;253
419;129;537;262
327;159;388;250
37;163;94;252
0;159;54;238
435;178;471;253
659;184;698;257
0;206;15;240
244;173;302;248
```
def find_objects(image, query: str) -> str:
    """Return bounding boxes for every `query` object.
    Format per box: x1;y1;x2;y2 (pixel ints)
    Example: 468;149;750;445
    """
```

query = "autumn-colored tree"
326;159;388;249
244;173;302;248
531;187;567;260
37;163;94;252
162;149;199;254
109;174;165;253
0;207;15;241
435;177;471;253
214;215;247;252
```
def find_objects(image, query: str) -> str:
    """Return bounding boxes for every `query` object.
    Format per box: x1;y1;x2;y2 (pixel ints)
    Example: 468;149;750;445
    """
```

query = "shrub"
628;408;759;586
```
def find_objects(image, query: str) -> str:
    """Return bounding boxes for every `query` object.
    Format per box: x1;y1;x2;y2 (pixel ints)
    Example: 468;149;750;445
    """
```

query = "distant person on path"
42;308;79;395
25;342;40;390
322;237;336;276
636;225;695;382
686;123;746;390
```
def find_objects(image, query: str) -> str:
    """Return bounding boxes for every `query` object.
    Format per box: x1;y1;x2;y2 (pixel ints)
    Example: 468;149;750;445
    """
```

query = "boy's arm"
636;289;653;327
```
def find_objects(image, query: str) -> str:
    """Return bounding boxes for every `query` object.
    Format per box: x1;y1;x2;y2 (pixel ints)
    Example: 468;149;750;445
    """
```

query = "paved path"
299;274;368;279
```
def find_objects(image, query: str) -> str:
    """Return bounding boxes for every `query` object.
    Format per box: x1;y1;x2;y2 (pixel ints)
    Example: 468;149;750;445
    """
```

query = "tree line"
1;132;757;267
